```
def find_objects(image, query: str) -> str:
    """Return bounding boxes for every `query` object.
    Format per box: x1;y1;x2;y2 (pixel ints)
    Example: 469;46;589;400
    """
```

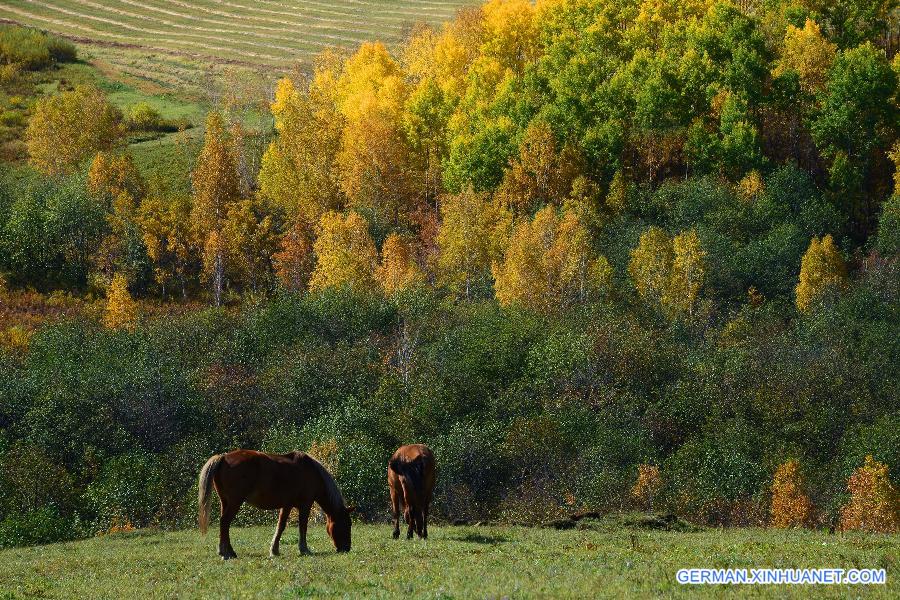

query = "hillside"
0;523;896;598
0;0;476;69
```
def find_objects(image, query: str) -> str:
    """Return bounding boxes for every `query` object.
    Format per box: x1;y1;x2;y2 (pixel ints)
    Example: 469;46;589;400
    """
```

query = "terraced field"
0;0;474;68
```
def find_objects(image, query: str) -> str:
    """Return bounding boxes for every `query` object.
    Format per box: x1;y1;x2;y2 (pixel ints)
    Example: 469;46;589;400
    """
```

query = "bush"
127;103;162;131
840;456;900;533
769;460;813;528
84;452;166;531
0;26;75;70
0;506;82;548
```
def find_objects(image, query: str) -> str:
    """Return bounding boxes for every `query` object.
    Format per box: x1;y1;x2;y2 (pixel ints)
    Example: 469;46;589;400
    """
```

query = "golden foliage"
629;227;705;317
629;226;674;305
137;194;193;298
631;464;663;511
840;456;900;533
104;273;137;331
493;205;610;311
25;85;123;176
495;121;580;214
436;188;511;297
769;460;813;528
377;233;424;295
665;229;706;317
191;112;240;237
773;19;837;94
87;151;145;204
221;197;278;292
309;211;378;292
795;234;847;312
273;222;315;292
258;77;344;226
737;170;764;203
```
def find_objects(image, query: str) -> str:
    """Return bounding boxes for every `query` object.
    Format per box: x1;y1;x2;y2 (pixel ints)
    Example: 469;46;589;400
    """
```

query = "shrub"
127;103;162;131
0;26;75;70
840;455;900;533
632;464;663;512
0;506;82;548
770;460;813;528
84;452;166;530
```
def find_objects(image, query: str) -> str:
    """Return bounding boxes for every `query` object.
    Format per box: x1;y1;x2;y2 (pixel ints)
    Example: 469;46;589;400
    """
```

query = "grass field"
0;520;896;598
0;0;475;70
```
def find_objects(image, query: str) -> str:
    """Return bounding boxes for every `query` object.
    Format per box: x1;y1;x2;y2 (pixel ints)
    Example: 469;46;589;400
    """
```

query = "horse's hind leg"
405;505;414;540
270;508;289;557
219;501;240;560
390;485;401;539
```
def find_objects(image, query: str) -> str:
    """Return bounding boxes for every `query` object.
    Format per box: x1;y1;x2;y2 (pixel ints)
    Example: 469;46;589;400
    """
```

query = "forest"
0;0;898;547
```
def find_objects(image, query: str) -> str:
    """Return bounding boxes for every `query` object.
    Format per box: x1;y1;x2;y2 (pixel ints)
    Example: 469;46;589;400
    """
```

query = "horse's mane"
305;453;345;511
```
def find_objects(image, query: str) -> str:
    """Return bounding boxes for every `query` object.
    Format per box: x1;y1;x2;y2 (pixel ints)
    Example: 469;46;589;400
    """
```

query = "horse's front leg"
270;508;289;557
297;501;312;554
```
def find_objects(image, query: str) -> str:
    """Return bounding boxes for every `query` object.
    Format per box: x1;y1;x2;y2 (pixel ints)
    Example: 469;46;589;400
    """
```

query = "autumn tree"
840;456;900;533
493;205;610;311
91;191;147;286
436;188;510;298
795;234;848;312
104;272;137;330
309;210;378;292
138;194;194;298
377;233;424;295
773;19;837;94
335;42;417;227
629;226;674;306
25;85;123;176
273;222;315;292
629;227;706;317
664;230;706;317
631;464;662;513
770;460;813;529
494;121;581;214
87;151;146;206
258;75;344;227
221;197;278;293
191;111;240;306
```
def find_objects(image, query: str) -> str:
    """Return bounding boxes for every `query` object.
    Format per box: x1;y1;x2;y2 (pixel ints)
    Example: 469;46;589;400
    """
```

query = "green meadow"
0;521;896;599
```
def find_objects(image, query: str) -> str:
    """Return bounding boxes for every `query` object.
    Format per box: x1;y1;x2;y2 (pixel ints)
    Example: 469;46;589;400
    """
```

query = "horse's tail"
198;454;224;535
390;456;425;497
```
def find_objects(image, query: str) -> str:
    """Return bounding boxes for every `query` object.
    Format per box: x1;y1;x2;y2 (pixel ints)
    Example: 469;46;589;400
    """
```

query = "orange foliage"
769;460;813;528
840;455;900;533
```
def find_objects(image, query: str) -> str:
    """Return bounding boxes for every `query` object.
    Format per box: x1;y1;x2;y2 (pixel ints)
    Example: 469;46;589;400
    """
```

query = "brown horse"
388;444;436;540
198;450;353;559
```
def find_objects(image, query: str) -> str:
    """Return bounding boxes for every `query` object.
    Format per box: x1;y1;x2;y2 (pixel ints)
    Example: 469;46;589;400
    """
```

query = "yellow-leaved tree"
191;111;241;306
272;222;315;292
840;456;900;533
336;42;417;227
221;197;278;294
493;205;611;311
138;194;194;299
770;460;813;528
628;226;674;306
436;188;511;298
87;151;146;206
773;19;837;94
664;229;707;317
631;464;663;512
309;211;378;292
377;233;424;295
258;75;345;227
25;85;123;176
104;273;137;331
629;226;706;317
795;234;848;312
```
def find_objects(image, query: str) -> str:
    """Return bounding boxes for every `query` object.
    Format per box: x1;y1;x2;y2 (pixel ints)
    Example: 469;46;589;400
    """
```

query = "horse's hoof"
270;550;279;557
392;531;399;540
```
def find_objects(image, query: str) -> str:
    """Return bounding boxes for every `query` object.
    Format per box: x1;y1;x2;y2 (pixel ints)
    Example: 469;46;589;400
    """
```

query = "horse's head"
326;505;355;552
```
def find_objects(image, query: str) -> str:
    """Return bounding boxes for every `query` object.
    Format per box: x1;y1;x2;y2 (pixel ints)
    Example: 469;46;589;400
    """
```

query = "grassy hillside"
0;0;476;69
0;521;896;598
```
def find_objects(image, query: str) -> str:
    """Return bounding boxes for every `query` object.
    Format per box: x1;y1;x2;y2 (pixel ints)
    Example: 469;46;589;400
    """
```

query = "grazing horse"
198;450;353;559
388;444;436;540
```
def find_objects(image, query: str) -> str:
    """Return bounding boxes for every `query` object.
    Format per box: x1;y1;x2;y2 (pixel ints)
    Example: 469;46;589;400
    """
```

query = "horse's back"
389;444;436;497
216;449;313;509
